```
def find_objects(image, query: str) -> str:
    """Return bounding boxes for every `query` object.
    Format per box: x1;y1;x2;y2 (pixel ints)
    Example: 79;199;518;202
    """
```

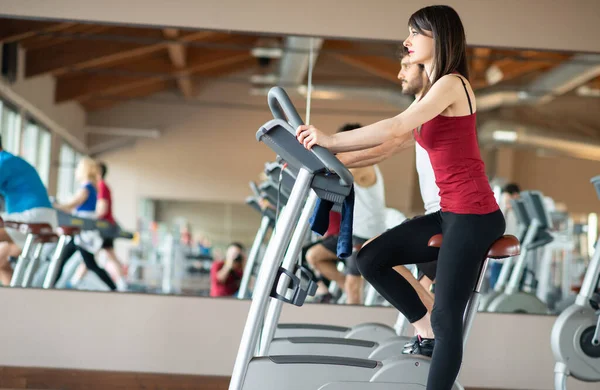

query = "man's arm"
337;133;415;168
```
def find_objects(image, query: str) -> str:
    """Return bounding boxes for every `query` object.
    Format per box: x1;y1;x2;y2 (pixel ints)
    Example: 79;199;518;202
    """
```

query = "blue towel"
309;186;355;259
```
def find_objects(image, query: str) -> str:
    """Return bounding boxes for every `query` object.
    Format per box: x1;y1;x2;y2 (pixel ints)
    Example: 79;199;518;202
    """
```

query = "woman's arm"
54;187;89;212
297;75;461;153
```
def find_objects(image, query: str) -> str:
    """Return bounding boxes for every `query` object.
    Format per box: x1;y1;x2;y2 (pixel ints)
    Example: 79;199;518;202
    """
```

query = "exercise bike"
551;175;600;389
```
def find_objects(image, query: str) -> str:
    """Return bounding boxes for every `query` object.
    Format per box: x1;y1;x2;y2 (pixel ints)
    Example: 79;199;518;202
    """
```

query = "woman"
54;157;117;291
296;5;505;389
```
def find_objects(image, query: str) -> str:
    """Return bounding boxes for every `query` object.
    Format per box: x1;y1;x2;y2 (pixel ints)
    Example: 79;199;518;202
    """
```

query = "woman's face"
403;26;434;66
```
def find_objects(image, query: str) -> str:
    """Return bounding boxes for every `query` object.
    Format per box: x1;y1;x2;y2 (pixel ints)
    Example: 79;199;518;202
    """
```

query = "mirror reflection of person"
210;242;246;297
70;162;128;291
0;135;58;285
53;157;117;291
488;183;521;289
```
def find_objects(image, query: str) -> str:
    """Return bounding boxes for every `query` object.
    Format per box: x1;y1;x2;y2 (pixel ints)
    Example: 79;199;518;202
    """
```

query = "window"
20;119;52;187
0;99;21;154
57;142;83;202
38;129;52;187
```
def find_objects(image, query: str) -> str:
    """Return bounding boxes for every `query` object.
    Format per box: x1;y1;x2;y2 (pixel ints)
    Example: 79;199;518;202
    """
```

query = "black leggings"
356;209;505;390
53;240;117;291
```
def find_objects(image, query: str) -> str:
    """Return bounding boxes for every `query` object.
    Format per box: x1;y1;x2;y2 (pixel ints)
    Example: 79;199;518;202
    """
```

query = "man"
336;48;440;356
0;135;58;285
307;123;389;305
488;183;522;289
210;242;246;297
500;183;521;231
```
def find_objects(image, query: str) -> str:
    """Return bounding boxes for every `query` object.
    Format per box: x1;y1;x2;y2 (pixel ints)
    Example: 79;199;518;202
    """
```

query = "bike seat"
428;234;520;259
34;233;60;244
2;220;23;230
19;223;54;235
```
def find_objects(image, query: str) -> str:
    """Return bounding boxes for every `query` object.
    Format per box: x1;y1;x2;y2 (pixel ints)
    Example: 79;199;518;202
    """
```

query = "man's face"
226;245;242;262
397;57;424;96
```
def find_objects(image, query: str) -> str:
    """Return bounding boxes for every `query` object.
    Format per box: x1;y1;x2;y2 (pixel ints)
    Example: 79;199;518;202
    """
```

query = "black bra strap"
455;75;473;115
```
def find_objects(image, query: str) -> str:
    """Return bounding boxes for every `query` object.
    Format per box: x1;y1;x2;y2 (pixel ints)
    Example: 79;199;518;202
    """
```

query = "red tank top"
413;75;499;215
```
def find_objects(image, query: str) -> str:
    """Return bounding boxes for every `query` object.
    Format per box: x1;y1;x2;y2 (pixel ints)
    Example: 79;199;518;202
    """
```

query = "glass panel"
57;142;75;203
21;121;39;166
37;127;52;187
0;101;22;154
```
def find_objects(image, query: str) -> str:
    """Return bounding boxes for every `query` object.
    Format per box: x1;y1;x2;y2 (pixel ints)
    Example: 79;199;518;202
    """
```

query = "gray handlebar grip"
267;87;353;187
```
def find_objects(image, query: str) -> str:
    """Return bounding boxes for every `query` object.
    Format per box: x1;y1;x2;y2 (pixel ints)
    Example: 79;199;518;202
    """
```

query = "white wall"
155;199;262;249
2;0;599;52
0;287;597;390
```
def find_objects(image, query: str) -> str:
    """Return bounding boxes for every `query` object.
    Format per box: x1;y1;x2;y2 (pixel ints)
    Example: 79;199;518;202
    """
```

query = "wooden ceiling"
0;17;597;112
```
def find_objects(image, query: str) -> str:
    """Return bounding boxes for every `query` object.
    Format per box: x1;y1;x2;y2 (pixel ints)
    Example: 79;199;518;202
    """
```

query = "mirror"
1;15;599;317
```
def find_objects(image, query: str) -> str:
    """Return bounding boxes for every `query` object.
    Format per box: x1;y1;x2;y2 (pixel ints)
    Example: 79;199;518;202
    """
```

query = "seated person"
210;242;246;297
303;210;342;302
0;136;58;285
306;123;393;306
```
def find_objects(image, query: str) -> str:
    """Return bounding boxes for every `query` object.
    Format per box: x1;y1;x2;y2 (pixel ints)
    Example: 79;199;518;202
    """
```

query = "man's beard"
401;82;422;96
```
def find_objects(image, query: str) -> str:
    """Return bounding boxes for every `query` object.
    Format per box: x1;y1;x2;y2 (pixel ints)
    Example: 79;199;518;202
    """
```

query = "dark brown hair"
408;5;469;85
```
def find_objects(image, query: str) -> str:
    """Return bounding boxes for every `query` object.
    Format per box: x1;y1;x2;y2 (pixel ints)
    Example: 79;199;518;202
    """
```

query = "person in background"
303;210;342;302
197;235;213;257
210;242;246;297
332;123;389;305
500;183;521;235
488;183;522;289
53;157;117;291
70;162;128;291
0;135;58;285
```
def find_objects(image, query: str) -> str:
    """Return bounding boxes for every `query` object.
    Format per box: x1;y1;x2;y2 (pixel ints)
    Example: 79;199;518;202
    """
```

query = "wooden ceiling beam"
163;28;194;98
19;24;114;51
55;51;252;103
0;18;74;43
484;50;570;85
25;29;220;77
81;56;256;111
324;40;401;84
81;80;174;111
470;47;492;79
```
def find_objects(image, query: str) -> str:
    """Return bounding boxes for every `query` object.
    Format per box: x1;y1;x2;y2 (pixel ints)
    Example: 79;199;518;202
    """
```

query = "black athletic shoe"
402;335;435;357
312;292;333;303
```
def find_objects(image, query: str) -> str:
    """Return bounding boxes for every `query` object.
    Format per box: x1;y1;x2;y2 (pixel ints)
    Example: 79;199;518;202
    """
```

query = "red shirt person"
210;242;245;297
97;179;115;224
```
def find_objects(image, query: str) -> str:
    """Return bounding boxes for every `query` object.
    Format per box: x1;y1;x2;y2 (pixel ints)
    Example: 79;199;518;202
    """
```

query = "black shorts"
344;236;367;276
101;238;114;249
